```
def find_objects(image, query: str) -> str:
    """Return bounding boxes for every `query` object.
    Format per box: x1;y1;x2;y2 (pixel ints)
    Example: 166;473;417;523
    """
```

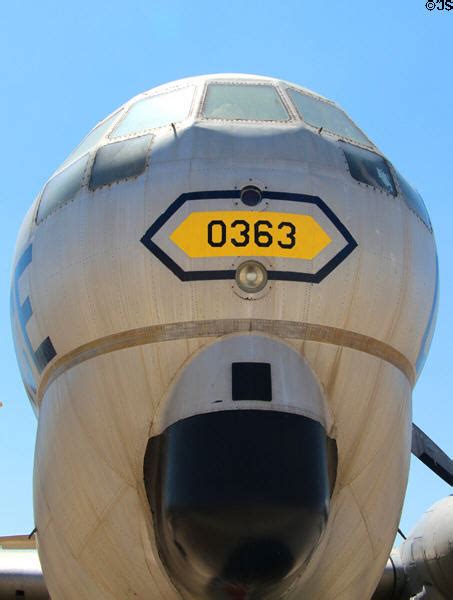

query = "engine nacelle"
373;496;453;599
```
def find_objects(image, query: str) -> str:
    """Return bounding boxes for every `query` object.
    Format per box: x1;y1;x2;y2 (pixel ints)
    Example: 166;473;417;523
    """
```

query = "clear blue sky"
0;1;452;541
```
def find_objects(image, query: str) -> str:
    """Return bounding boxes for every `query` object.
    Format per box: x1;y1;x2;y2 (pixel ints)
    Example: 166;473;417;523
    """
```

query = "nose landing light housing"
236;261;268;293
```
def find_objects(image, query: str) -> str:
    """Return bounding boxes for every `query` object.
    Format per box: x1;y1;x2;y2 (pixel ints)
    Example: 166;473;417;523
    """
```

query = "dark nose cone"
222;539;294;583
144;411;334;599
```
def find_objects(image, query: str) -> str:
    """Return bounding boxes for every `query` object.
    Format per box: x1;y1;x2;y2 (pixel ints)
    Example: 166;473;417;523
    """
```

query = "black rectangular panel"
232;362;272;402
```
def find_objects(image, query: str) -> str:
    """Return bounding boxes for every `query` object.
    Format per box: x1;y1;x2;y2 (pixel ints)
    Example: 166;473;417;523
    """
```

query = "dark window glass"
395;170;431;229
37;153;89;223
343;144;397;196
89;134;152;190
111;87;195;138
203;84;290;121
232;362;272;401
288;88;371;146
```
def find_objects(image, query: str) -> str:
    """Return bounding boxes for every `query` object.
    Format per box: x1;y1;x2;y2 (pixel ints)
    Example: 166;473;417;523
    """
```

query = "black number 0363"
207;219;296;249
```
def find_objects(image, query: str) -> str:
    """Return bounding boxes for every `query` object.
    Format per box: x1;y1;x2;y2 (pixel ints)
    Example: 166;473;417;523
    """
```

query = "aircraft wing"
411;423;453;486
0;535;49;599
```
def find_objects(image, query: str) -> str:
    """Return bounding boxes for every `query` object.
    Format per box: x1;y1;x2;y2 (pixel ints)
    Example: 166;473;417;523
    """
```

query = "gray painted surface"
373;497;453;599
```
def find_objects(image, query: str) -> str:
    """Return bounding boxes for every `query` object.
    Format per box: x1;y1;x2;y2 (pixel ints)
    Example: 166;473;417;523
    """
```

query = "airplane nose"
144;410;332;599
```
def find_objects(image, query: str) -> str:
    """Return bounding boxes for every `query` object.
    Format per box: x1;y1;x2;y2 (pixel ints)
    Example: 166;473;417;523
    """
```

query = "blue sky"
0;0;452;541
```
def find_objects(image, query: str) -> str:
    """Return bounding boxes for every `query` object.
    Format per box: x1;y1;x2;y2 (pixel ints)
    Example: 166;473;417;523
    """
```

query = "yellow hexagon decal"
170;211;331;260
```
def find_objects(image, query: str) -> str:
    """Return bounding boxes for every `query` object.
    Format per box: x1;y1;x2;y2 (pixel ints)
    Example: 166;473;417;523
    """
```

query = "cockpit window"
287;88;371;146
395;170;431;230
37;153;89;223
60;112;120;170
342;143;397;196
202;84;290;121
89;135;152;190
111;86;195;138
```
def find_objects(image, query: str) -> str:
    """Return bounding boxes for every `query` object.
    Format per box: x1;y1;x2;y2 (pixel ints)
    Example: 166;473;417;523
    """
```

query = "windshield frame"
285;86;374;148
200;81;295;123
110;85;198;139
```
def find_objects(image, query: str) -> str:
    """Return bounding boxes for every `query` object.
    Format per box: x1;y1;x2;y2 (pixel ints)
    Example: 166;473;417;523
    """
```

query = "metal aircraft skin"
373;496;453;600
3;74;448;599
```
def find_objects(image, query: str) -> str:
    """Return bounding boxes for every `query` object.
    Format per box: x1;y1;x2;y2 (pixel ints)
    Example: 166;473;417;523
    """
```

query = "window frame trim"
199;80;296;124
54;109;123;176
390;165;433;231
109;84;198;140
35;151;93;224
340;141;398;197
285;86;374;149
88;133;154;191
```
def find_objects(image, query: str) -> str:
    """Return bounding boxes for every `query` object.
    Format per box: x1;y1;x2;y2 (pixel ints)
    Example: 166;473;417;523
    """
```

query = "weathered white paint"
10;74;437;599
